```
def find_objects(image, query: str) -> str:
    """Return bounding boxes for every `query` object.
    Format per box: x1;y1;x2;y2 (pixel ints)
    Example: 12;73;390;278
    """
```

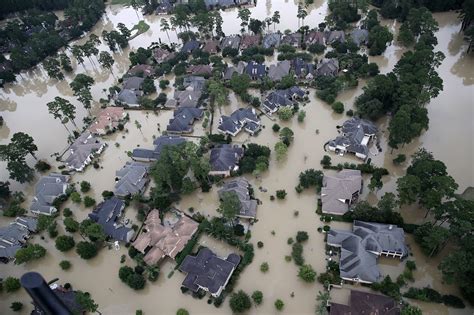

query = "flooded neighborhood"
0;1;473;315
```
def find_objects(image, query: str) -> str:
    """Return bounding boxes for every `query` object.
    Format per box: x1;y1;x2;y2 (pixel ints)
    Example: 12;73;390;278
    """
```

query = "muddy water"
0;2;473;315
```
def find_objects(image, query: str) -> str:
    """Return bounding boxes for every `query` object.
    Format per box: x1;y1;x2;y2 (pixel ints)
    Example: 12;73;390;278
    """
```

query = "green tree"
10;302;23;312
218;192;240;223
401;305;423;315
59;53;73;72
59;260;72;270
368;25;393;56
4;277;21;292
252;290;263;305
279;127;294;146
277;107;293;121
249;18;263;35
316;291;330;315
83;196;96;208
47;96;79;133
160;18;171;42
55;235;76;252
297;110;306;122
230;73;251;95
274;141;288;162
298;264;317;282
208;79;229;112
98;51;115;76
260;262;269;272
75;291;98;313
176;309;189;315
275;299;285;311
64;217;80;233
43;57;64;80
80;181;91;193
10;132;38;160
15;244;46;264
414;223;450;257
76;241;98;260
229;290;252;313
237;8;251;33
272;11;281;31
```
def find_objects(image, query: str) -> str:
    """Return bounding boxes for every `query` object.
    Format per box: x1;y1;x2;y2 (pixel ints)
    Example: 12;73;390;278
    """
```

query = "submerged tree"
47;97;79;132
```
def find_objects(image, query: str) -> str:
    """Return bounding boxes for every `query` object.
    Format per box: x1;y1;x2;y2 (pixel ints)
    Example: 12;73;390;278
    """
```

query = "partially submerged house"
114;161;150;198
220;35;241;50
281;32;302;48
209;144;244;177
262;86;305;114
325;30;346;44
132;135;185;162
88;107;126;135
133;209;199;265
268;60;291;82
165;88;202;108
153;48;175;63
321;169;362;215
218;178;257;219
126;64;154;78
167;107;204;134
89;197;135;243
30;174;69;216
123;76;145;90
63;132;106;172
156;0;173;14
263;32;281;49
217;107;260;136
186;64;212;76
202;40;220;54
117;76;144;106
183;76;206;91
244;61;266;80
327;117;378;160
327;220;408;283
181;40;201;54
316;58;339;77
223;61;246;81
240;34;260;50
329;290;400;315
179;247;241;297
292;57;315;80
0;217;37;262
351;28;369;46
305;30;325;46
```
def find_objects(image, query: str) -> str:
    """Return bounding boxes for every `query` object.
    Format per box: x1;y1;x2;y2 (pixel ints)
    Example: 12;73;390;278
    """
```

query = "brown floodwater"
0;2;473;315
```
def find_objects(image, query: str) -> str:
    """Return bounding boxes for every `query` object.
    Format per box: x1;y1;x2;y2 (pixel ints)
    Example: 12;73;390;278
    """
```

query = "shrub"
297;110;306;122
63;208;73;217
252;290;263;305
55;235;75;252
406;260;416;271
323;225;330;232
276;190;287;199
257;241;264;248
272;123;281;132
287;237;294;245
126;273;146;290
102;190;114;199
64;217;79;233
35;160;51;172
275;299;284;311
298;169;323;190
10;302;23;312
296;231;309;243
320;155;332;167
291;243;304;266
229;290;252;313
393;154;406;165
277;107;293;121
136;310;143;315
442;295;465;308
176;309;189;315
76;241;98;260
403;287;443;303
298;264;317;282
260;262;269;273
346;109;354;116
159;79;170;89
14;244;46;264
308;43;326;54
80;181;91;193
331;101;344;114
83;196;96;208
60;260;72;270
4;277;21;292
70;192;81;203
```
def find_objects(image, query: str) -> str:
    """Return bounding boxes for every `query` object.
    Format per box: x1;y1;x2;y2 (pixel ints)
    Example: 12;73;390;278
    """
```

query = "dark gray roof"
181;40;200;53
179;247;240;296
316;58;339;76
328;118;378;157
263;33;281;49
268;60;291;81
292;57;315;78
218;178;257;218
281;32;302;47
88;197;134;242
133;136;186;161
123;76;144;90
263;89;293;112
172;89;202;108
156;0;172;14
210;144;244;173
0;217;38;259
327;221;408;283
30;173;69;214
183;76;206;92
329;290;400;315
117;89;141;105
223;61;245;80
341;117;378;136
325;30;346;44
351;29;369;46
63;132;105;171
220;35;241;50
244;61;266;80
114;161;150;197
217;108;260;136
321;169;362;214
167;107;203;133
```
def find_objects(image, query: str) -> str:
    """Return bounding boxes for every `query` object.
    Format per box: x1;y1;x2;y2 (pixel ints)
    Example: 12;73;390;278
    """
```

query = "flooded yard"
0;1;473;315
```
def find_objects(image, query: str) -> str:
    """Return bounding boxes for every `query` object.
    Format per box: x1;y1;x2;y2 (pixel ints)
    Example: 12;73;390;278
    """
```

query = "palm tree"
272;11;280;31
238;8;251;33
170;16;179;38
98;51;115;77
160;18;171;42
297;5;308;27
71;45;85;68
315;291;330;315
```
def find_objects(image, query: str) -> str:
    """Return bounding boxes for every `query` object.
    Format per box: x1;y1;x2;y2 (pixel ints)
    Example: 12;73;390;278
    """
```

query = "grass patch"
131;21;150;34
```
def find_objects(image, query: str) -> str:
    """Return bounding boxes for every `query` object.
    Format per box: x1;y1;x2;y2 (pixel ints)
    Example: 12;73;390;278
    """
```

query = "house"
286;86;306;99
114;161;150;198
117;89;142;106
223;61;246;81
268;60;291;82
186;64;212;76
263;32;281;49
305;30;325;46
132;135;186;162
292;57;315;80
351;28;369;46
88;107;126;135
321;169;362;215
327;221;408;283
0;217;37;262
133;209;199;265
183;76;206;91
204;0;237;9
153;47;173;62
63;132;106;172
327;117;378;160
325;30;346;44
123;76;144;90
202;40;220;54
220;35;241;50
262;89;294;114
126;64;154;78
330;290;400;315
209;144;244;177
88;197;135;242
181;40;200;54
218;107;260;136
218;178;257;219
179;247;241;297
31;284;86;315
244;61;266;80
156;0;173;14
166;89;202;108
167;107;204;134
281;32;302;48
316;58;339;77
240;34;260;50
30;174;69;215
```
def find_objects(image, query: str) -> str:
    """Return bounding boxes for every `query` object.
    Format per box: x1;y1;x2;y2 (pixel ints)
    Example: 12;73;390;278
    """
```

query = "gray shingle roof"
305;31;325;45
30;173;69;215
244;61;266;80
268;60;291;81
223;61;246;80
321;169;362;215
351;29;369;46
181;40;200;53
263;33;281;49
326;30;346;44
292;57;315;79
217;108;260;136
220;35;241;50
183;76;206;92
218;178;257;219
316;58;339;76
123;76;144;90
209;144;244;173
117;89;142;105
179;247;240;297
167;107;203;134
63;132;105;172
173;89;202;108
114;161;150;198
0;217;38;259
328;118;378;158
281;32;302;47
88;197;134;242
132;135;186;161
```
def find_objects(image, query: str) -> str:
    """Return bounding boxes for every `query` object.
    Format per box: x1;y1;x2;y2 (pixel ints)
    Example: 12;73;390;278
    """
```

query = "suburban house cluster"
0;217;38;262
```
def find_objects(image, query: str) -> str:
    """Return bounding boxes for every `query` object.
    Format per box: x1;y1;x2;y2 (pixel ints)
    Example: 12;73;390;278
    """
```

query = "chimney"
21;272;72;315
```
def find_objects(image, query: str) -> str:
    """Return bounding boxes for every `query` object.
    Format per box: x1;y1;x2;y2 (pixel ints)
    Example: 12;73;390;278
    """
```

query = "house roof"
0;217;38;259
223;61;246;80
316;58;339;76
133;135;186;161
179;247;241;296
88;107;125;134
123;76;144;90
268;60;291;81
321;169;362;214
263;32;281;48
30;173;69;214
117;89;141;105
181;40;200;53
326;30;346;44
183;76;206;91
209;144;244;173
88;197;134;242
327;221;408;283
330;290;400;315
265;90;293;107
218;108;260;135
328;118;378;157
63;132;105;171
133;209;199;265
218;178;257;218
244;61;266;79
220;35;241;50
156;0;173;14
153;48;172;62
167;107;203;133
202;40;220;54
305;31;325;45
351;29;369;46
187;64;212;76
281;32;302;47
240;34;260;50
114;161;150;197
127;64;154;78
341;117;378;136
292;57;315;78
173;88;202;107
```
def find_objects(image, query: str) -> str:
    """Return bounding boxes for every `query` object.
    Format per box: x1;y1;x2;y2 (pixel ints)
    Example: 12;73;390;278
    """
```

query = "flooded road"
0;1;473;315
